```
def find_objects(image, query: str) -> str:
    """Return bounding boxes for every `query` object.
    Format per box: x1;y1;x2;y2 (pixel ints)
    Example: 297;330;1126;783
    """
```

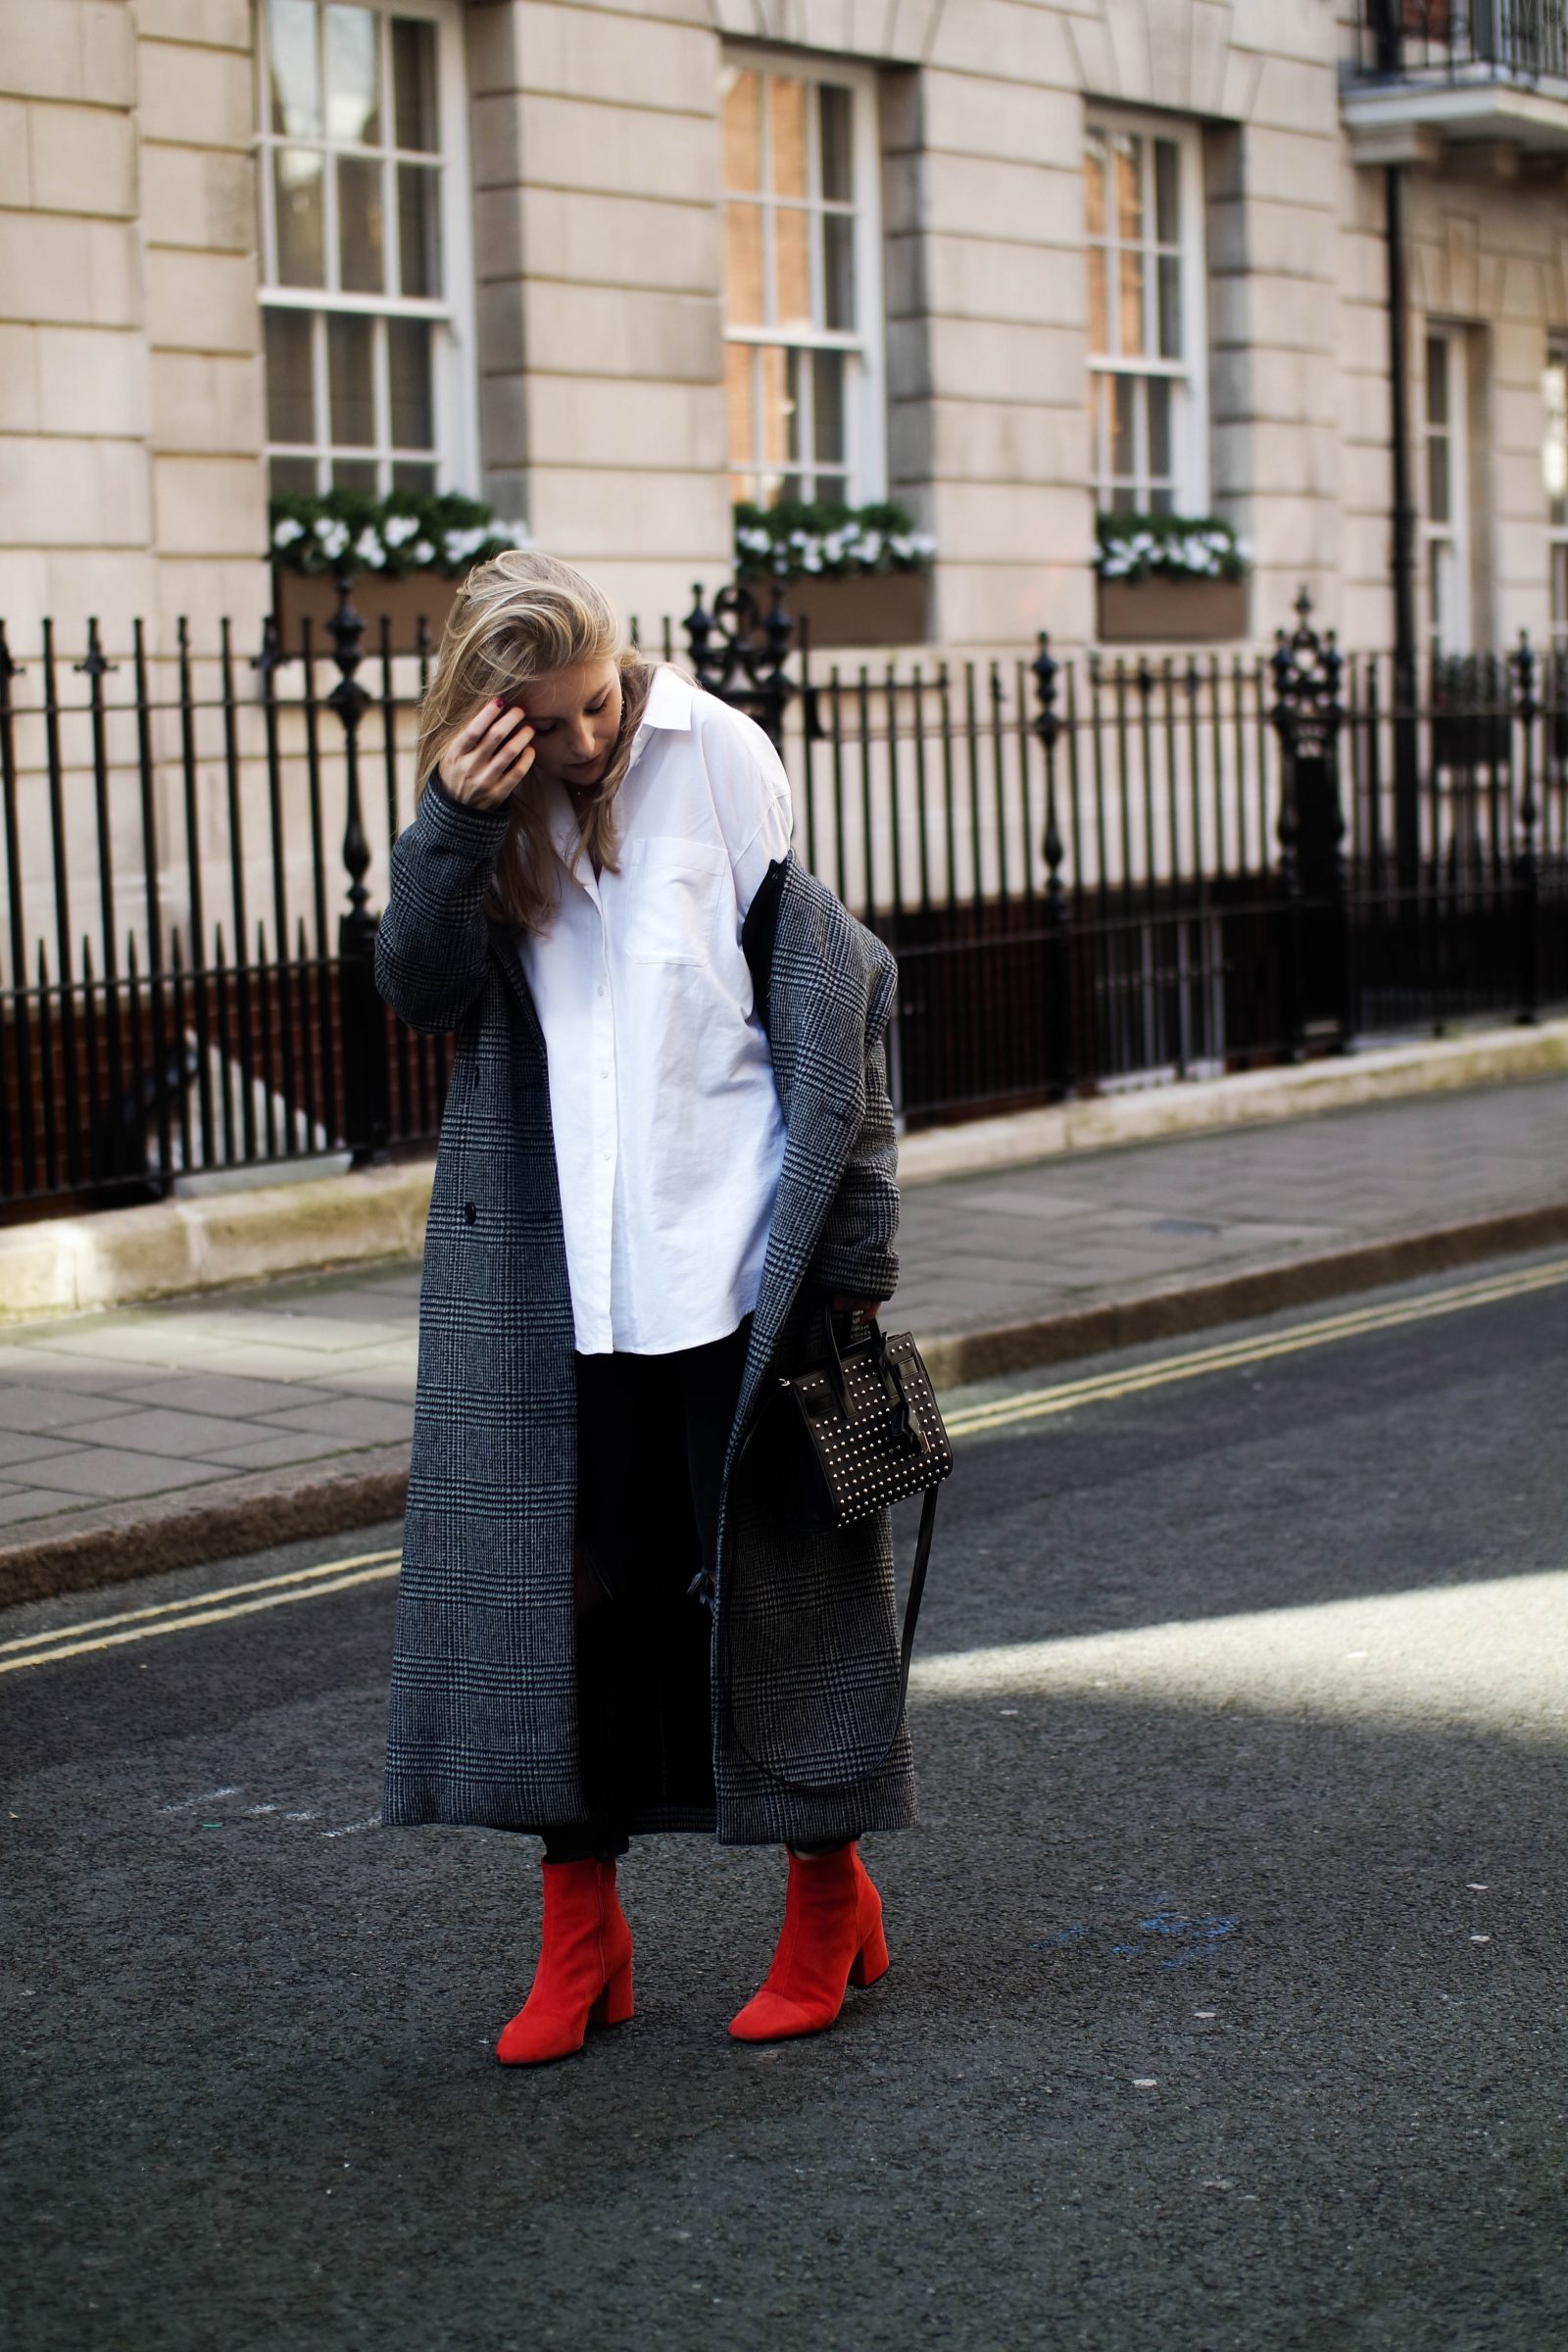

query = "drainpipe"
1387;159;1421;889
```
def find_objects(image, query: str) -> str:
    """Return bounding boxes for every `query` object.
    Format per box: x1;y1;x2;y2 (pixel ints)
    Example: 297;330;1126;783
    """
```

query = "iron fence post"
1269;589;1350;1056
683;579;796;750
1512;630;1541;1025
1032;633;1074;1100
325;570;390;1163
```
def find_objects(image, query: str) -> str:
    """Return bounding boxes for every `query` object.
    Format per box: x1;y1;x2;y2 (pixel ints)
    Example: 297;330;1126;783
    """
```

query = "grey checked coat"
375;773;915;1846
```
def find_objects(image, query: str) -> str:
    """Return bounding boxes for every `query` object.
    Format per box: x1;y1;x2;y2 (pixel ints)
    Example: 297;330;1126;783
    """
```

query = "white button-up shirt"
518;665;794;1356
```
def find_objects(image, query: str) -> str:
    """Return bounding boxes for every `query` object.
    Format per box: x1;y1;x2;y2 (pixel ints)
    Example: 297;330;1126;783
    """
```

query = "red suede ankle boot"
729;1843;889;2043
496;1856;634;2066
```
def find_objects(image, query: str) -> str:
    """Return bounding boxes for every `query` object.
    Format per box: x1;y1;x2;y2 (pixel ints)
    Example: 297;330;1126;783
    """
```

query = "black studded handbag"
755;1309;954;1706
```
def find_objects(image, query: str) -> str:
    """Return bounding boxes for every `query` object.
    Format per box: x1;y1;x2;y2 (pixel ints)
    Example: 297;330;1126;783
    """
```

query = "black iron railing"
1353;1;1568;83
2;583;1566;1220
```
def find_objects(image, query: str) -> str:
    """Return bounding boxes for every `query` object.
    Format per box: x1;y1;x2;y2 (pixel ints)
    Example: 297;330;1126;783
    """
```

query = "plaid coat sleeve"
806;953;900;1303
375;776;512;1035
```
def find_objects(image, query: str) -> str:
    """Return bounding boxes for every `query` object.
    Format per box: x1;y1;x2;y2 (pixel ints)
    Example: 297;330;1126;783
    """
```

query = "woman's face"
512;659;623;794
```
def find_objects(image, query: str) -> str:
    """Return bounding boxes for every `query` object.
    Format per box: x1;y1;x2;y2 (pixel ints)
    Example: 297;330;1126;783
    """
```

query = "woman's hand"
832;1295;884;1323
438;698;536;809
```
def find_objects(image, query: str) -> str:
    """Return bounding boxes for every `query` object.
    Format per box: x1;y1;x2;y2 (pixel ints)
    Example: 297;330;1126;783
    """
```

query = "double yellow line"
0;1547;402;1678
946;1252;1568;1440
6;1251;1566;1677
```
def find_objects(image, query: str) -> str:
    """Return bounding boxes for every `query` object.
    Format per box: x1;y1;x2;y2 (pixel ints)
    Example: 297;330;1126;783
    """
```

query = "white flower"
739;526;773;556
354;526;386;569
271;517;306;550
412;537;436;565
497;517;530;544
858;529;883;565
314;517;351;562
382;514;419;549
442;524;489;564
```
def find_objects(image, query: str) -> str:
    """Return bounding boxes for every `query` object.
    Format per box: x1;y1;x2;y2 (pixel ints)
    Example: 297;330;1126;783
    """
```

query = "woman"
376;551;911;2065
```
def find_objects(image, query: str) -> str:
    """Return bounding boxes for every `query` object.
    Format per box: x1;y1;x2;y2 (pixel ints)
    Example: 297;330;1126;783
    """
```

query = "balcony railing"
1352;2;1568;87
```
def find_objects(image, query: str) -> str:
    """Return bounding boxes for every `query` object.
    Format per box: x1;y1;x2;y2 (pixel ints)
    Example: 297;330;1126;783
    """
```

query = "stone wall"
0;0;269;650
0;0;1565;659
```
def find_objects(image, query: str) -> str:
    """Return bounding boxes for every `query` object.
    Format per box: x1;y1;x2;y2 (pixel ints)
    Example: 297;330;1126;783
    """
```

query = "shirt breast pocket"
618;837;730;966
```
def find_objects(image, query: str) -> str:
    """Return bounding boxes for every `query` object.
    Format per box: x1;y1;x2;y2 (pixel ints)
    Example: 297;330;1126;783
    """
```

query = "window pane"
1110;481;1137;514
332;457;378;491
391;17;438;150
725;201;763;327
1157;255;1182;359
1111;131;1143;244
328;312;375;446
1426;335;1448;426
1111;373;1135;481
1150;483;1174;515
270;453;318;494
1551;541;1567;629
1083;127;1106;239
770;75;808;200
759;343;790;481
391;459;438;495
397;161;441;295
275;147;325;286
1428;428;1450;523
1087;247;1107;356
1089;370;1107;493
822;212;855;331
785;347;806;466
1153;139;1180;245
388;317;433;448
338;154;385;291
726;341;756;467
269;0;320;138
1117;246;1144;358
812;348;846;466
1148;375;1172;480
774;204;810;329
721;67;760;192
265;308;316;444
818;83;853;204
1544;357;1568;523
326;3;380;144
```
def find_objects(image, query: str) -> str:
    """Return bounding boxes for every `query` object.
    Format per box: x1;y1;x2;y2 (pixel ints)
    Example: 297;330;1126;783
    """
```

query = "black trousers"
542;1321;750;1864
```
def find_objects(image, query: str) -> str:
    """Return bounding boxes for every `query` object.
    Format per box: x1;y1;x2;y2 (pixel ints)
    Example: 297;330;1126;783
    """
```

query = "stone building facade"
2;0;1567;659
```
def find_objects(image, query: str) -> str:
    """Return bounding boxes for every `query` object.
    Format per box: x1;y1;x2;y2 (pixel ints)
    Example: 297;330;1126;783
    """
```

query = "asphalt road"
4;1252;1567;2352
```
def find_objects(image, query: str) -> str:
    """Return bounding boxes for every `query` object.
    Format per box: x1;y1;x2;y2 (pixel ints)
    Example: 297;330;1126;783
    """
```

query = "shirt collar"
636;663;695;741
545;666;696;873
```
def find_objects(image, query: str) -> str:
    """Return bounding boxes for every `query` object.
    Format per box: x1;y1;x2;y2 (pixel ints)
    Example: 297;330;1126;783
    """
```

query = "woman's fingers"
440;701;535;806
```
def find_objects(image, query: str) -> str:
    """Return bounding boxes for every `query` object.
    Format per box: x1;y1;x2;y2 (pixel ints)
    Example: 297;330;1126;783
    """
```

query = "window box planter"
775;570;932;650
271;566;460;657
1095;575;1250;645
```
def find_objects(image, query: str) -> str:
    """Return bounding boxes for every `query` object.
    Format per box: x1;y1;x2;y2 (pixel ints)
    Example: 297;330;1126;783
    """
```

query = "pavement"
5;1255;1566;2349
2;1069;1566;1603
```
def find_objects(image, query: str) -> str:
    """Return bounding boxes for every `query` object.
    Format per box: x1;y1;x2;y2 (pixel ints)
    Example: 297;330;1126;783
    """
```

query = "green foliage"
734;499;936;583
268;488;524;578
1095;512;1250;584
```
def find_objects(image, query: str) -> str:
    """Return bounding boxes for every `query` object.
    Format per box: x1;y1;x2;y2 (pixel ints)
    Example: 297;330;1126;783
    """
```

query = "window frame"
1084;109;1210;518
719;45;887;510
255;0;478;498
1423;323;1472;659
1545;334;1568;658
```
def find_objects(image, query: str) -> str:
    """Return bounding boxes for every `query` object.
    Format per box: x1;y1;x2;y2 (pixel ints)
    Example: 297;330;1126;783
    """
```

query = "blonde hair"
416;549;655;933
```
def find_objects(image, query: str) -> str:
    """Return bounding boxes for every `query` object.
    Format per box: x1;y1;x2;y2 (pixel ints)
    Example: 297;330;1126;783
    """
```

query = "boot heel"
849;1920;890;1989
589;1956;634;2030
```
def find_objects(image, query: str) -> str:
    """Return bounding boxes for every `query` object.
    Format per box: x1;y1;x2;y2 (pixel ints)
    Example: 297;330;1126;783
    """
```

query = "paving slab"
0;1071;1564;1600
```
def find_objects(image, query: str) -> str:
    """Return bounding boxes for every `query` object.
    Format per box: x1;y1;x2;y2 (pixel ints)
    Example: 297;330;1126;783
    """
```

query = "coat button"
464;1200;477;1225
